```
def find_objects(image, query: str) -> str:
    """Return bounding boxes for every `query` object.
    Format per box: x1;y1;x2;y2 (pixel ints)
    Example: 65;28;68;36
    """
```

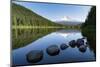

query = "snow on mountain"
54;16;83;26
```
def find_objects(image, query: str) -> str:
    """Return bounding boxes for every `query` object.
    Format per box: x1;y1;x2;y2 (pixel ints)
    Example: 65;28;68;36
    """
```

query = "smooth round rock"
60;43;69;50
76;39;84;47
26;50;43;63
78;45;87;53
69;40;76;48
46;45;60;56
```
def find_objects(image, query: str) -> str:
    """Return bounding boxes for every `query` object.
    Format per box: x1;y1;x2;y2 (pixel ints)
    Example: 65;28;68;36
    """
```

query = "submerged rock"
26;50;43;63
46;45;60;56
78;45;87;53
76;39;84;47
69;40;76;48
60;43;69;50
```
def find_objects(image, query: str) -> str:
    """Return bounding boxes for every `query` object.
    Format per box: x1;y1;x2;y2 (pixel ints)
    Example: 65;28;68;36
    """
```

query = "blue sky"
13;1;92;22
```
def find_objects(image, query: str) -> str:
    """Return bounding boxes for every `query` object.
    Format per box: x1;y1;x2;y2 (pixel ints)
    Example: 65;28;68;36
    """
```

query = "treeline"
12;28;60;49
82;6;96;29
82;6;96;38
82;6;96;55
12;3;66;27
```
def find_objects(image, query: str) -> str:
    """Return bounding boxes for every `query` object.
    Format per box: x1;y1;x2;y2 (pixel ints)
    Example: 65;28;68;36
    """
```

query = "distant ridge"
55;21;83;26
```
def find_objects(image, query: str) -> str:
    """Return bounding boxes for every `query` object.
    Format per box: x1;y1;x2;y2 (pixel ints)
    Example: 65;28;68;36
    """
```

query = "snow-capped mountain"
55;16;83;26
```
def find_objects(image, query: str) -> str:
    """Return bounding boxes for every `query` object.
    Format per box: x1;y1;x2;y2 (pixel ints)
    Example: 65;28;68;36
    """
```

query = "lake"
12;28;96;66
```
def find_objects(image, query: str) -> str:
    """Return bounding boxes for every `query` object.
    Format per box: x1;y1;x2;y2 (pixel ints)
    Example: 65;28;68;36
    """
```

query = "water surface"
12;29;95;66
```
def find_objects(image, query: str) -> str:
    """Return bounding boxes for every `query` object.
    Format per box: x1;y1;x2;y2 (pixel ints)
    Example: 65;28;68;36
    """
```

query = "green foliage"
82;6;96;55
82;6;96;30
12;3;81;50
82;6;96;38
12;28;61;49
12;3;66;27
12;3;66;49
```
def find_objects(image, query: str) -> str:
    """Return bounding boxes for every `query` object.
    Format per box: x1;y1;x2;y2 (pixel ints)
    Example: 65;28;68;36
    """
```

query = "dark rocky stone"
76;39;84;47
26;50;43;63
46;45;60;56
78;45;87;53
60;43;69;50
86;41;89;45
69;40;76;48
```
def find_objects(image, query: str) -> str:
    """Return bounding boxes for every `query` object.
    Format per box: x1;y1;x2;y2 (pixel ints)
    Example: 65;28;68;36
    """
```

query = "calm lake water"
12;29;96;66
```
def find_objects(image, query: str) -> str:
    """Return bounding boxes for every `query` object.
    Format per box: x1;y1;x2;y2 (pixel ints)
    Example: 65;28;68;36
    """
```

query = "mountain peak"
61;16;71;21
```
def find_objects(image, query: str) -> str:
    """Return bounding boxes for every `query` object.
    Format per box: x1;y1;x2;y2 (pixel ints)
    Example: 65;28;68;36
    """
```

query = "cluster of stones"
26;37;87;63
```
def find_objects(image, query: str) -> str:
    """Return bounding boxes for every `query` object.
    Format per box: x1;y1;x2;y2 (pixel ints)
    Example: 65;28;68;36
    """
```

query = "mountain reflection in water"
12;29;96;66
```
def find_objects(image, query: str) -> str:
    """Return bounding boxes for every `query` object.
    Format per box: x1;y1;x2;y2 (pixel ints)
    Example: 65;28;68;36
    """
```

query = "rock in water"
76;39;84;47
60;43;69;50
69;40;76;48
86;41;89;45
46;45;60;56
78;45;87;53
26;50;43;63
